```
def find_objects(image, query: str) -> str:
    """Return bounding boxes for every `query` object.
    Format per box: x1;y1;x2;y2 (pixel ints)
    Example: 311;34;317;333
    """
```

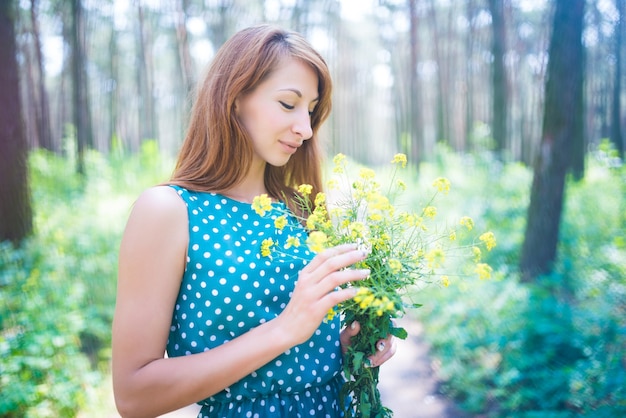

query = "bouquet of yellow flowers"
253;153;496;418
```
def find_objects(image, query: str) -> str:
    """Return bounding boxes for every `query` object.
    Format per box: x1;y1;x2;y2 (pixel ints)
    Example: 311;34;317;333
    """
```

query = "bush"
0;144;172;417
414;149;626;417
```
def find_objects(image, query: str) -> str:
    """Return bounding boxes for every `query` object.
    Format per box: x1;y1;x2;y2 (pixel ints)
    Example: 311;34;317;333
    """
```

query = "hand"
276;244;370;346
340;321;397;368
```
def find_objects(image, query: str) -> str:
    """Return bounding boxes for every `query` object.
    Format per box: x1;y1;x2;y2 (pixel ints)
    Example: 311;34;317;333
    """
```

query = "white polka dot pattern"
166;187;345;417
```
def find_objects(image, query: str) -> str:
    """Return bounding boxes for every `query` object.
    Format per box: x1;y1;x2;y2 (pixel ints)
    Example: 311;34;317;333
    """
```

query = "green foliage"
0;143;172;416
414;148;626;417
2;141;624;416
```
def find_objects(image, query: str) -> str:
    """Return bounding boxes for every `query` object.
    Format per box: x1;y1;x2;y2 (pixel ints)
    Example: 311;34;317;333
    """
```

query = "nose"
292;109;313;140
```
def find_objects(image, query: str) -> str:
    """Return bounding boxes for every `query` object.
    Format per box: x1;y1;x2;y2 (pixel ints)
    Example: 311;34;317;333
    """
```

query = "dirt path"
377;317;468;418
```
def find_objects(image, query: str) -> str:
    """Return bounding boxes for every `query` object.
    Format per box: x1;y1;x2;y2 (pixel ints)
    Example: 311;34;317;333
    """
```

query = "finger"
312;252;369;285
313;268;369;296
303;243;364;273
322;287;361;310
368;338;397;368
340;321;360;353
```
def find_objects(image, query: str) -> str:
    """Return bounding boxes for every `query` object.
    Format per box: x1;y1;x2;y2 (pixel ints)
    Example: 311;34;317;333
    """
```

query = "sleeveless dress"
166;186;346;418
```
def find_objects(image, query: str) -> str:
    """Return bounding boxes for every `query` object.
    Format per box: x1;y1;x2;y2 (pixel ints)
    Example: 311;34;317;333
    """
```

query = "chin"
267;156;292;167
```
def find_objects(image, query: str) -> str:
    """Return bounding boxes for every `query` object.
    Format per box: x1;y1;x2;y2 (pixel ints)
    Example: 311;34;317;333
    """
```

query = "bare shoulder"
122;186;188;246
132;185;186;215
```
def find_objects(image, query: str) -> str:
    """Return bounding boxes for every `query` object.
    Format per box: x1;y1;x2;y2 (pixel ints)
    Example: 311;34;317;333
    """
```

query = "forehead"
260;57;319;98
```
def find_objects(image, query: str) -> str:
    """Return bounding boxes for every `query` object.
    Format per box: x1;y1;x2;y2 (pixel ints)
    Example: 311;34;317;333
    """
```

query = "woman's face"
236;57;319;168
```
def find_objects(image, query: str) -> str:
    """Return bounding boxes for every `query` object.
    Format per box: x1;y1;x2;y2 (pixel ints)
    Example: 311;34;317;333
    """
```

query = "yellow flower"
260;238;274;258
388;259;402;274
442;275;450;287
326;178;339;190
472;246;482;262
396;179;407;191
274;215;287;230
367;193;391;212
306;231;328;253
325;307;337;322
359;168;376;180
353;287;371;303
479;231;497;251
314;192;326;207
449;230;457;241
333;153;346;166
383;297;395;313
475;263;493;280
359;293;376;309
306;215;316;230
399;212;415;227
329;207;344;220
285;236;301;249
333;153;346;173
432;177;451;194
391;153;407;168
297;184;313;196
426;247;445;269
252;194;273;216
423;206;437;218
369;213;383;222
460;216;474;231
371;233;390;252
348;221;366;240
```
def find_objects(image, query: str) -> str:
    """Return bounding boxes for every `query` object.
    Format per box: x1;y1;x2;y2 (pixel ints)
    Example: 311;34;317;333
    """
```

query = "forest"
0;0;625;417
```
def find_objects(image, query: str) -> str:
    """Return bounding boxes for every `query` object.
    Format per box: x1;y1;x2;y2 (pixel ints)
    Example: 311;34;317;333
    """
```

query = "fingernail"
377;341;385;352
350;321;357;330
360;269;370;277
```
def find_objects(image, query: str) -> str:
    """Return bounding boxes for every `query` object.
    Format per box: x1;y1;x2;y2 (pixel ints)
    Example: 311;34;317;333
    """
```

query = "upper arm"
112;186;188;381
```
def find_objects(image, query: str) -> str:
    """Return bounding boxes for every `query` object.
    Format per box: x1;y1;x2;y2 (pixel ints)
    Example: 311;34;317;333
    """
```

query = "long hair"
170;25;332;212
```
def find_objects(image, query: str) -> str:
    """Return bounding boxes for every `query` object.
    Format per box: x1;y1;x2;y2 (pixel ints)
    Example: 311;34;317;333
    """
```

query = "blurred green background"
1;0;625;417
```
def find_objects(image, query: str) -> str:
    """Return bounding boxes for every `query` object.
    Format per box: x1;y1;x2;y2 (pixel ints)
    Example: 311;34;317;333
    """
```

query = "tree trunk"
108;23;119;154
30;0;54;151
408;0;424;164
70;0;92;175
0;0;33;243
520;0;585;282
464;0;476;152
136;2;156;145
174;0;195;95
612;0;625;159
427;0;447;149
488;0;507;155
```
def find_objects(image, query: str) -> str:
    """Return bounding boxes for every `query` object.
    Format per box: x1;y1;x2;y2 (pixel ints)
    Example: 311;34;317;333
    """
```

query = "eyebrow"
279;88;319;102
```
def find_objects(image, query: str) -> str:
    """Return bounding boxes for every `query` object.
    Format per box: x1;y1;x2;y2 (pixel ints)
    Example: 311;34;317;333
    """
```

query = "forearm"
113;317;294;418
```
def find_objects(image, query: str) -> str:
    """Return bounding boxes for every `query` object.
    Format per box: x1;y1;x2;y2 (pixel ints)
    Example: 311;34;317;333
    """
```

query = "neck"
223;171;268;203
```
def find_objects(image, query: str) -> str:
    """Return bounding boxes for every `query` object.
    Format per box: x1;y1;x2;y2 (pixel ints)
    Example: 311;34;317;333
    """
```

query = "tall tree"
408;0;424;163
174;0;194;95
0;0;33;243
612;0;625;159
30;0;53;151
135;1;156;145
70;0;93;174
488;0;507;155
519;0;585;281
427;0;447;146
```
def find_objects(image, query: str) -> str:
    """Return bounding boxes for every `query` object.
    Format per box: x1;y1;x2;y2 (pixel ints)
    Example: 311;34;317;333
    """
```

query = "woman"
112;24;395;418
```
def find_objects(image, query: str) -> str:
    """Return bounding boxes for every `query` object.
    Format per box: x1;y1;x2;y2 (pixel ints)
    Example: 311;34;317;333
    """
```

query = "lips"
279;140;302;153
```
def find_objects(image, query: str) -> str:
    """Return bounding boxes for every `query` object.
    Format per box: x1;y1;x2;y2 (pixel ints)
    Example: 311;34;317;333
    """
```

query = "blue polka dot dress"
166;186;346;417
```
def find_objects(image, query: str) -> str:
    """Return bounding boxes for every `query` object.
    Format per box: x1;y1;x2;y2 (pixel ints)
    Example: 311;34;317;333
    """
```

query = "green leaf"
390;326;408;339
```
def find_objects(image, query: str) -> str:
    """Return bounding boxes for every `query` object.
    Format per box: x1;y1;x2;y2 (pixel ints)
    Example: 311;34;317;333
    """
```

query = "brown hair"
170;24;332;211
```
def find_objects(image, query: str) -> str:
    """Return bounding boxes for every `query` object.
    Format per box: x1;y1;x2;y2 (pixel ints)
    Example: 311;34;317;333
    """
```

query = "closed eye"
279;101;294;110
